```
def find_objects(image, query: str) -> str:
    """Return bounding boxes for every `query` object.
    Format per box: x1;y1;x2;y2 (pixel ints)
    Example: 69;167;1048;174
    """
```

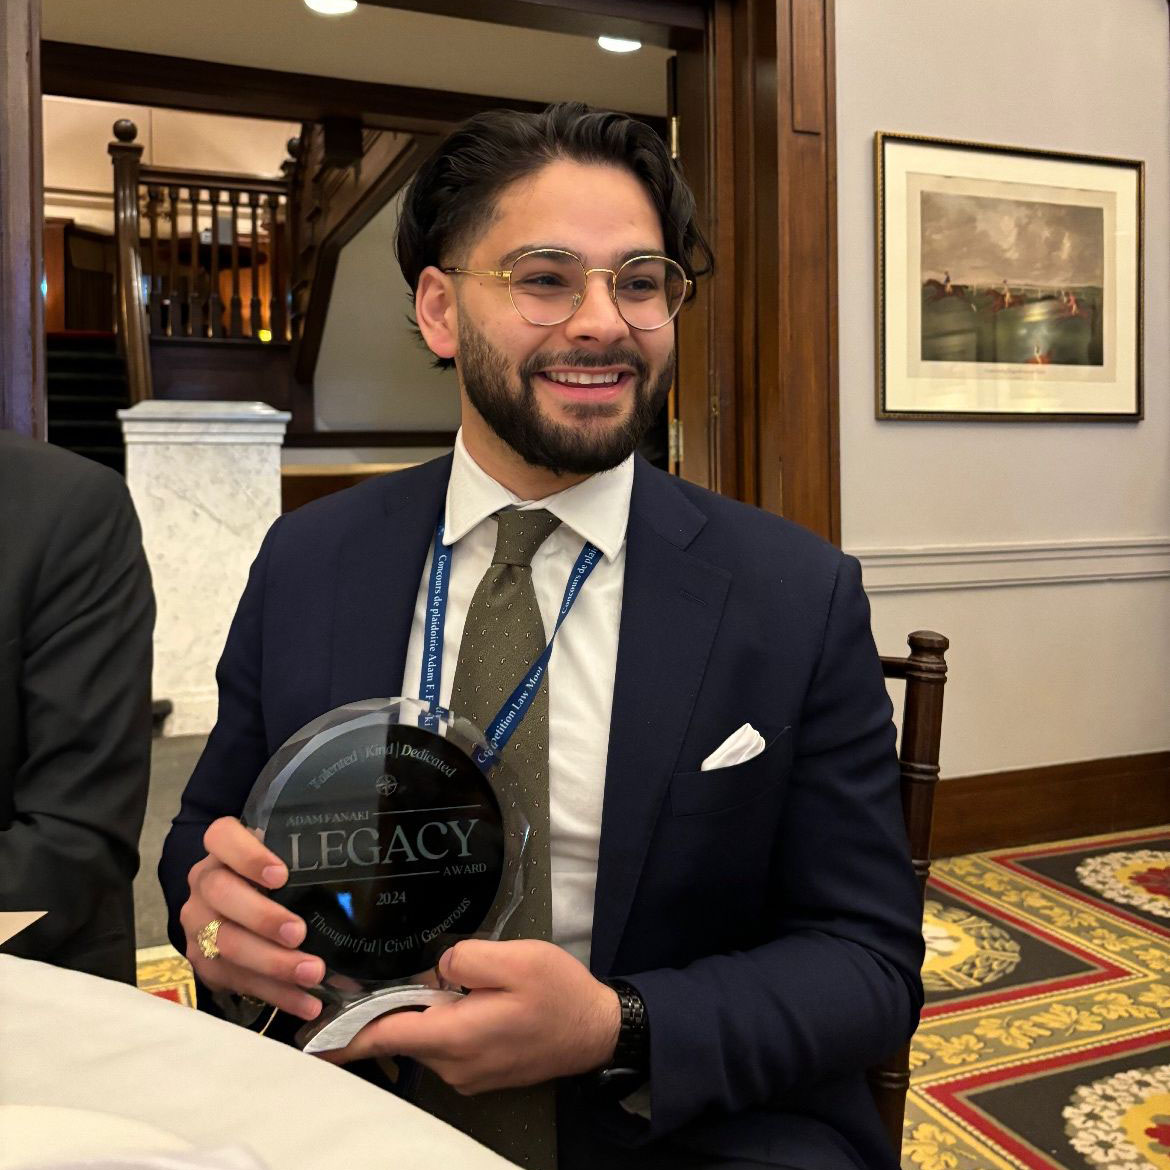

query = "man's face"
446;159;677;476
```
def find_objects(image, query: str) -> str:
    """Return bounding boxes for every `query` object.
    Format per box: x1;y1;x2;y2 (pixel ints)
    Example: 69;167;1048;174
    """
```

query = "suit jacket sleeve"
622;554;925;1138
0;464;154;967
158;520;280;960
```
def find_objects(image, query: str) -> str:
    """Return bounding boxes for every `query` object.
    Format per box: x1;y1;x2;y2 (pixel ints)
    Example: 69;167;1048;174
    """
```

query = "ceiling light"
304;0;357;14
597;35;642;53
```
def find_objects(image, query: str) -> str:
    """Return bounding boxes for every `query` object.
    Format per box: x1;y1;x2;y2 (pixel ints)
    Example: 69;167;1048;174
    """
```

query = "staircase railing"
108;120;153;403
108;119;296;402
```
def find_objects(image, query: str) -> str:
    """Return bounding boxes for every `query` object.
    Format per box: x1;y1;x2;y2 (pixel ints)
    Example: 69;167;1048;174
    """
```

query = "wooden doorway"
6;0;840;541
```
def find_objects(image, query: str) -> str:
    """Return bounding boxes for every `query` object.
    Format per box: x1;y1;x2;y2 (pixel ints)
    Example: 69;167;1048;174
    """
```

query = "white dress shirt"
400;430;632;968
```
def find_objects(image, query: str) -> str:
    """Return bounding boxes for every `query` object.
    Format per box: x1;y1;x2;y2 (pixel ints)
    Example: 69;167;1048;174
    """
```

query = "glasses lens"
507;251;586;326
615;257;687;330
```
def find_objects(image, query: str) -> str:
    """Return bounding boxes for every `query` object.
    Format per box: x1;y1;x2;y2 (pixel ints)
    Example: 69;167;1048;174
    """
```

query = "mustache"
518;348;649;380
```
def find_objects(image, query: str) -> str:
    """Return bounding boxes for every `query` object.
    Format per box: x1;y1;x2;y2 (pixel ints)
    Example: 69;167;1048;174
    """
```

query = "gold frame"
443;247;692;331
875;131;1144;422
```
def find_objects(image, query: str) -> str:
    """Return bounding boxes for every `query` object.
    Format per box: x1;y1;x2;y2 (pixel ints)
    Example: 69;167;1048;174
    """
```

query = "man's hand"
178;816;324;1020
319;939;621;1093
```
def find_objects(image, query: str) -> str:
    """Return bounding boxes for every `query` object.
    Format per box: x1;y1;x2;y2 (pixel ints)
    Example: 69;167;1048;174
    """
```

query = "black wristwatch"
585;980;650;1101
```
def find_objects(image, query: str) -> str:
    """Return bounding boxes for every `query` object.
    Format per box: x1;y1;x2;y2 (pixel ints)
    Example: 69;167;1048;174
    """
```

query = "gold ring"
196;918;223;960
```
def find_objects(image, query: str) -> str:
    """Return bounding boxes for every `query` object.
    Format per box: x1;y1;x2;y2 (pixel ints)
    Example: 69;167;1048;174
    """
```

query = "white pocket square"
700;722;766;771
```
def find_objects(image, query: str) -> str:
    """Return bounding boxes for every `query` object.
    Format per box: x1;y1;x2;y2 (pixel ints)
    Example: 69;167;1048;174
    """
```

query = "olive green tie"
415;508;561;1169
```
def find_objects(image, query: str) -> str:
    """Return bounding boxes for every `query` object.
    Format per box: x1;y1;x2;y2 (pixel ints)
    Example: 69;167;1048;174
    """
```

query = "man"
1;432;154;982
160;103;923;1170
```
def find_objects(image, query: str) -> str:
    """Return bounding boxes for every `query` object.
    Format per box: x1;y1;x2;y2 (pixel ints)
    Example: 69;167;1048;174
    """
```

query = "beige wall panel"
836;0;1170;777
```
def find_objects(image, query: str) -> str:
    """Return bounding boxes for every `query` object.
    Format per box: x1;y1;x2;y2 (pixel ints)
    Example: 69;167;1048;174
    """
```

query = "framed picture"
875;132;1144;421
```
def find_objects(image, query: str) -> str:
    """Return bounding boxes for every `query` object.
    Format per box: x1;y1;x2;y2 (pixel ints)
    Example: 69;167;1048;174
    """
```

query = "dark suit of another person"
0;431;154;982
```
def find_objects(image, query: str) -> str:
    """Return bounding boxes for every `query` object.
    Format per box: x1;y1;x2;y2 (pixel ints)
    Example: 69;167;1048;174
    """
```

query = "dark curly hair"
395;101;714;369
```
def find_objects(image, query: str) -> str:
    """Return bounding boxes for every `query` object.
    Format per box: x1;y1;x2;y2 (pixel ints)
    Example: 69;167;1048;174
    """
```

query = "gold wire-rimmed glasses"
441;247;691;331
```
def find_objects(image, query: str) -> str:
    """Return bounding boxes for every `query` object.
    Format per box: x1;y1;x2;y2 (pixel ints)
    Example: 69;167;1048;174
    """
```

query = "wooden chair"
866;629;950;1153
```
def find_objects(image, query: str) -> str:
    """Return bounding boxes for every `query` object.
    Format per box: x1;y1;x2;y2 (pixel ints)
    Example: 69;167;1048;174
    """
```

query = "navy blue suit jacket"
160;454;924;1170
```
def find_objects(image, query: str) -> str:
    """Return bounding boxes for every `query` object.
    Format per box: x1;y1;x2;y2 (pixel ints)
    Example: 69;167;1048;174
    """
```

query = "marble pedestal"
119;401;290;736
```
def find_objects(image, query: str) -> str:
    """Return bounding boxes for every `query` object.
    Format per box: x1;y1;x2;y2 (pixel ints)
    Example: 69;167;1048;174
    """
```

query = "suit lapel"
590;460;731;975
328;455;452;708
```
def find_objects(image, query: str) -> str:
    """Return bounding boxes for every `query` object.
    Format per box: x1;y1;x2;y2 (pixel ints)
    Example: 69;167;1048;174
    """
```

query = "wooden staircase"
45;332;131;473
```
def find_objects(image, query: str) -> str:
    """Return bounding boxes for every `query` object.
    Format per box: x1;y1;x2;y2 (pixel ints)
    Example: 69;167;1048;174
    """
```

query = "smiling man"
160;104;924;1170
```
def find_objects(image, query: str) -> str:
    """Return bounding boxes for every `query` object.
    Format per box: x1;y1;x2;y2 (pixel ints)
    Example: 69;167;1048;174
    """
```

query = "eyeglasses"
441;248;691;331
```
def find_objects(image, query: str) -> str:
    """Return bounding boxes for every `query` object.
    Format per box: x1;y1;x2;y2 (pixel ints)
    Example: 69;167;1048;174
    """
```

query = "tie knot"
492;508;560;567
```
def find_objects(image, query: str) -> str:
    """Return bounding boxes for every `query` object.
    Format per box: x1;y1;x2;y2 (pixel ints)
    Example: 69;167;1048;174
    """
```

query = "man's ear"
415;267;457;361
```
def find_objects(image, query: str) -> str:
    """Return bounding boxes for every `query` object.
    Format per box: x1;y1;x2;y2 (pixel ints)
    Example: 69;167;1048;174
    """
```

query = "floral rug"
135;942;196;1007
903;825;1170;1170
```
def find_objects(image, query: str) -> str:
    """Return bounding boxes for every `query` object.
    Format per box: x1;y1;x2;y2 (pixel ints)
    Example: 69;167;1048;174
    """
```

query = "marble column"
119;401;290;736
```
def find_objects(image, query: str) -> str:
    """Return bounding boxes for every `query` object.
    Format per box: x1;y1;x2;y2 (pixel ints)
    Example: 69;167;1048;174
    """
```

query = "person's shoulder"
660;467;844;567
0;432;130;514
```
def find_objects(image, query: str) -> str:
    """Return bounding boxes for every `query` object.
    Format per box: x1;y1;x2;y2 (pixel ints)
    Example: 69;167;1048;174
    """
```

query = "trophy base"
297;985;464;1054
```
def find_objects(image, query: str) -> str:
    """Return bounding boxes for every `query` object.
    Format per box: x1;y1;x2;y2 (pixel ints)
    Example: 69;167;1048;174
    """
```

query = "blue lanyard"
419;520;601;755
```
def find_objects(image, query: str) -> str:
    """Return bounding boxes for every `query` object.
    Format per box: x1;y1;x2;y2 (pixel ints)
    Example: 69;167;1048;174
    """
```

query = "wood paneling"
356;0;704;48
672;0;839;540
932;753;1170;857
39;42;665;135
1;0;44;437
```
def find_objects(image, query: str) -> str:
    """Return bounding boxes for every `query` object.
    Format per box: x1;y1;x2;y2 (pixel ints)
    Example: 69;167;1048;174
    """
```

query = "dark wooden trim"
40;42;665;133
1;0;44;437
283;430;456;449
139;166;287;195
932;752;1170;857
360;0;705;48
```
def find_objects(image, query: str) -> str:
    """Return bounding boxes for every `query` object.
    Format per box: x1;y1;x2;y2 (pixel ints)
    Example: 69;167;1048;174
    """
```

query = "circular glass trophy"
241;697;531;1054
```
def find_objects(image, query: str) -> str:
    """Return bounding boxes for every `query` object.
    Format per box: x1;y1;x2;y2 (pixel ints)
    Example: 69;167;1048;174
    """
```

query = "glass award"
241;697;531;1054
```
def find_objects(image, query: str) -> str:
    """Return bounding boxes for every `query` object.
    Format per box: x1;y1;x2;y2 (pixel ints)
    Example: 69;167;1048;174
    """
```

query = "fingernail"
295;959;321;985
301;996;323;1020
279;920;305;946
262;864;287;888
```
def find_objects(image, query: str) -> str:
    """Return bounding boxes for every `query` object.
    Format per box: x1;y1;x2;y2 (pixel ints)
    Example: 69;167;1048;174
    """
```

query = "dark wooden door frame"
1;0;44;438
27;2;844;543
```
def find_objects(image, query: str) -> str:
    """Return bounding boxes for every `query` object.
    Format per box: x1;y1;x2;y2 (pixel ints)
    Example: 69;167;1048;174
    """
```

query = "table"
0;956;515;1169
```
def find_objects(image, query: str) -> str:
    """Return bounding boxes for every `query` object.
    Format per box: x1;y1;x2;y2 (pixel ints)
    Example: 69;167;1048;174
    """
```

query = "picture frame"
875;132;1144;421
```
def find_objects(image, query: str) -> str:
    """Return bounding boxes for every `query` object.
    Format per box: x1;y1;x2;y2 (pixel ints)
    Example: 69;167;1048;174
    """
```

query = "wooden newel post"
109;119;153;403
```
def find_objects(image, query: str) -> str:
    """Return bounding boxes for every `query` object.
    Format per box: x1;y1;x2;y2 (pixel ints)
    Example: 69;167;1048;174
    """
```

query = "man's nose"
565;273;631;346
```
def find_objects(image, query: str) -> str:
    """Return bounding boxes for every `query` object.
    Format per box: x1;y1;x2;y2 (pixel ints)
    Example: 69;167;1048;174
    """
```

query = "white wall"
43;96;298;232
314;192;461;433
836;0;1170;777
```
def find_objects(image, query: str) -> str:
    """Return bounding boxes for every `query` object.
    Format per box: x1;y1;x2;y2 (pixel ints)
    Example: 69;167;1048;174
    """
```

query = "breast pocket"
669;726;793;817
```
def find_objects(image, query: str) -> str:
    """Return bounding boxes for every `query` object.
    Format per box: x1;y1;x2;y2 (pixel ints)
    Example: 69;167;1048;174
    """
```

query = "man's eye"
618;277;661;297
516;273;573;292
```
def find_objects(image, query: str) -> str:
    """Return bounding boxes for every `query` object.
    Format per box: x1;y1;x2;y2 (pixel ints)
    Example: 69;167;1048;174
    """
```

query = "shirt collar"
443;428;633;561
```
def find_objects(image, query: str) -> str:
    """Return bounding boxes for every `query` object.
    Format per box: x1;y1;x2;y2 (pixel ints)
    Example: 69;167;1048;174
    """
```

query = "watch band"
606;979;650;1072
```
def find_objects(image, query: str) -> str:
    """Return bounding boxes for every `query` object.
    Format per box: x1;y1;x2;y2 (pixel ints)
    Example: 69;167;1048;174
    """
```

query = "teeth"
543;371;622;386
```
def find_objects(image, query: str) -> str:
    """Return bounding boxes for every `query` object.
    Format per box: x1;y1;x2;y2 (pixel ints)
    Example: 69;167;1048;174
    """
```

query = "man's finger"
317;1002;463;1063
204;816;287;889
207;958;325;1021
212;918;324;988
439;938;530;990
196;863;305;948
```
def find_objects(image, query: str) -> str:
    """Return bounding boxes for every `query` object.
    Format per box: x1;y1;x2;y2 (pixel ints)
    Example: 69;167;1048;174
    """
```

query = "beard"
456;319;675;477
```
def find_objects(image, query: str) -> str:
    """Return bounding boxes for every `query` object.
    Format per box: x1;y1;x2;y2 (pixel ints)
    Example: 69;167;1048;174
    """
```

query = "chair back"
866;629;949;1152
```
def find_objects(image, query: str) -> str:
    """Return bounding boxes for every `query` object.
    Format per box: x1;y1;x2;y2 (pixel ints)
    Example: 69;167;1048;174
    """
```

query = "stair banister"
108;120;153;403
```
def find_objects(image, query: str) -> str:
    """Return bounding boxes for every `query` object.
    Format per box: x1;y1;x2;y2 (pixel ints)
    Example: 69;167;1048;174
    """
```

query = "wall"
836;0;1170;777
43;96;298;232
313;192;461;434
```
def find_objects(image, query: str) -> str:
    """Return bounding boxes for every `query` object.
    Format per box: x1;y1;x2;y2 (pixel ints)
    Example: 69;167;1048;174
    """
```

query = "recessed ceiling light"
304;0;357;14
598;35;642;53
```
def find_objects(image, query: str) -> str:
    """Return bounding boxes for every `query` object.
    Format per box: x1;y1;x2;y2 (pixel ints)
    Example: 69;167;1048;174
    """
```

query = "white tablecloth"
0;956;515;1169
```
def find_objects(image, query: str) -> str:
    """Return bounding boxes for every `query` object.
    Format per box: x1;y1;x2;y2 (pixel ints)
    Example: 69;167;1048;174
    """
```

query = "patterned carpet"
134;826;1170;1168
904;826;1170;1169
